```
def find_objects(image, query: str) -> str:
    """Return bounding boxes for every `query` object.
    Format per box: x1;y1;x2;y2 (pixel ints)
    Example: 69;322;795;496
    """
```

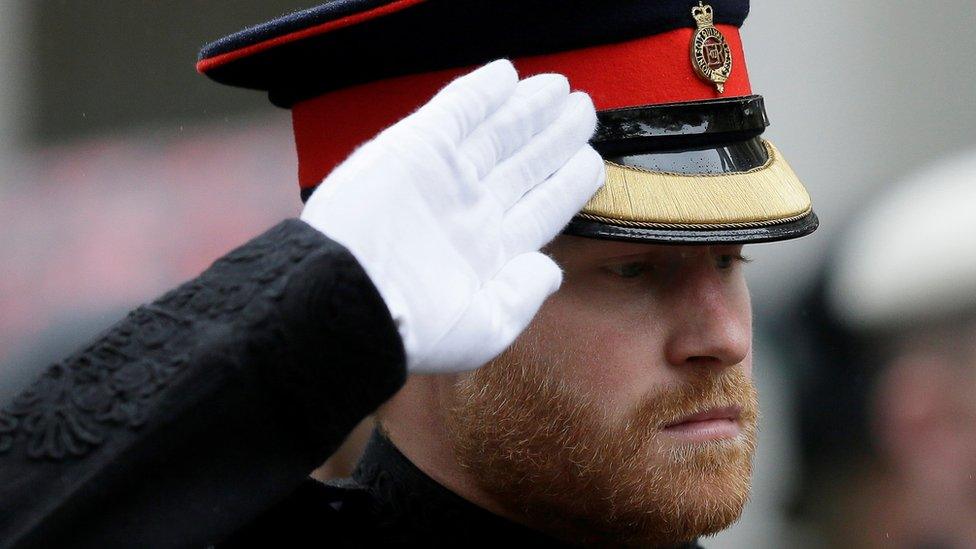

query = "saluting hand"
300;59;604;373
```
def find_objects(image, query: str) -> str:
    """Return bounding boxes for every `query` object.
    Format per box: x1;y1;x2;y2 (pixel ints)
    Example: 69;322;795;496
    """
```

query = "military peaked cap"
199;0;818;244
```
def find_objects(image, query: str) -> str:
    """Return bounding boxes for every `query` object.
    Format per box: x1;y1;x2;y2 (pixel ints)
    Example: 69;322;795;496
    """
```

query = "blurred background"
1;1;974;547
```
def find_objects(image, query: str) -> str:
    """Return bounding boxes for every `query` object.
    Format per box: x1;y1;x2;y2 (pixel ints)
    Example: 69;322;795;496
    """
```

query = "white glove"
300;59;604;373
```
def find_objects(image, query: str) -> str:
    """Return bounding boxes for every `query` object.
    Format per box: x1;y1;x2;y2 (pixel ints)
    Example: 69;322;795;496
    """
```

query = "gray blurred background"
1;1;974;547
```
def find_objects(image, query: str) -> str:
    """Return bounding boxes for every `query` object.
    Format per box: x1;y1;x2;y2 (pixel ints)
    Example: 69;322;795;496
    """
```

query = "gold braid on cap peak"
579;140;813;228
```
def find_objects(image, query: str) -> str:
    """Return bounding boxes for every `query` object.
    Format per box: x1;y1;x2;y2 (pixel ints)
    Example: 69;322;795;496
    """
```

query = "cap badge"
690;2;733;93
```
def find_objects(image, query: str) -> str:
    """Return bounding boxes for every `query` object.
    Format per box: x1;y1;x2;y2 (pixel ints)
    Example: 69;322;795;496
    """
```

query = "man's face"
447;235;757;547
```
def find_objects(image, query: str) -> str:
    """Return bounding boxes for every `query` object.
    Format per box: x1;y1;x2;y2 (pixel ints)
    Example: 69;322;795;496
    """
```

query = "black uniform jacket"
0;220;701;548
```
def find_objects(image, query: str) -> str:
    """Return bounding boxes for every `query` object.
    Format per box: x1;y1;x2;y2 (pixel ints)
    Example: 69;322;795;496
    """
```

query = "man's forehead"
547;234;737;259
562;236;663;257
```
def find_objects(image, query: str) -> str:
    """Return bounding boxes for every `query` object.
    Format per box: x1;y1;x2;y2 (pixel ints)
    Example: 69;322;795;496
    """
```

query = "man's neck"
375;374;521;523
351;426;569;545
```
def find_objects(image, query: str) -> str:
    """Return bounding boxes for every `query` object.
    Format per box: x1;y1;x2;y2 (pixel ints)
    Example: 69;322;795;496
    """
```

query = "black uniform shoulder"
0;219;407;548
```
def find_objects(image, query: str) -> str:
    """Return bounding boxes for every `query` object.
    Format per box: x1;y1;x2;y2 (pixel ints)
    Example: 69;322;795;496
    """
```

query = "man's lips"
664;406;742;427
661;406;743;441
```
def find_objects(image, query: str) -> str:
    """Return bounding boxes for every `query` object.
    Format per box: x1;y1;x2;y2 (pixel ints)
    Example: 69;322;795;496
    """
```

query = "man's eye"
606;262;648;279
716;253;750;270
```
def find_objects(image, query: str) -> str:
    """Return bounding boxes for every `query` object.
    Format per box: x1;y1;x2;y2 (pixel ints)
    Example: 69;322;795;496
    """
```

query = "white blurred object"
828;148;976;330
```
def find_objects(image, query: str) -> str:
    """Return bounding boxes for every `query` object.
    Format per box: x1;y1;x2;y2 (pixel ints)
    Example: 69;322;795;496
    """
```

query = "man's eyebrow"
595;248;668;260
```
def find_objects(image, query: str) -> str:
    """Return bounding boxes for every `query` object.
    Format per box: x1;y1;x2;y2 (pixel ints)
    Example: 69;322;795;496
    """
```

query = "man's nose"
662;269;751;370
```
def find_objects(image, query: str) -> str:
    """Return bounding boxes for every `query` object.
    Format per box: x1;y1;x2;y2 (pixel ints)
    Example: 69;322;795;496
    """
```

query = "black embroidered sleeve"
0;219;407;549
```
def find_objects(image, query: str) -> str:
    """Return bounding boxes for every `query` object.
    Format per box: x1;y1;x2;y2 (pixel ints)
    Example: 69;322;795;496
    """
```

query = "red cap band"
293;25;751;190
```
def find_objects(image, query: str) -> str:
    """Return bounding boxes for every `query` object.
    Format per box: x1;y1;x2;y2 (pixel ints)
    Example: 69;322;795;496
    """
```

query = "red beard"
448;337;758;548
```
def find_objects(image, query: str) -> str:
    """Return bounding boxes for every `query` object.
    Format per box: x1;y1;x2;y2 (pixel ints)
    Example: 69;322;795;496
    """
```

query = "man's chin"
604;439;755;547
524;464;754;549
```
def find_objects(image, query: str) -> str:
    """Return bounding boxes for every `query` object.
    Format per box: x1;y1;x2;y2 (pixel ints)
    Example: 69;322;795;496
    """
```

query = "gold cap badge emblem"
690;2;733;93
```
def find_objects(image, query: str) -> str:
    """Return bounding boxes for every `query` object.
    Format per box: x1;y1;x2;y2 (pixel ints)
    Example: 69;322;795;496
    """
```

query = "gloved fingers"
457;73;570;181
402;59;519;146
485;91;597;210
501;145;605;255
483;250;563;329
411;251;562;373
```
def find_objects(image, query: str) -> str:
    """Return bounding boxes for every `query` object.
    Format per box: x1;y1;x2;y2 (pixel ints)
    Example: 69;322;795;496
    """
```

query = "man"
791;150;976;548
0;1;816;547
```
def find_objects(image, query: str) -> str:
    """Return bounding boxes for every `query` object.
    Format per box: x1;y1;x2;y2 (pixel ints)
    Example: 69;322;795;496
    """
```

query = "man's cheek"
561;331;648;408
